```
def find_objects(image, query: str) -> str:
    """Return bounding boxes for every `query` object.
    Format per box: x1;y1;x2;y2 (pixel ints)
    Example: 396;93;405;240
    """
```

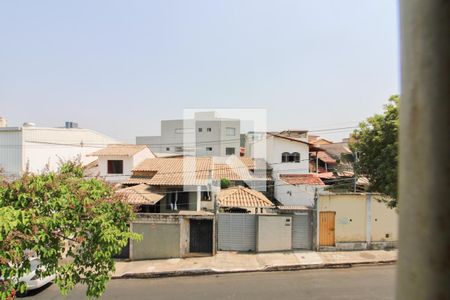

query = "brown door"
319;211;336;246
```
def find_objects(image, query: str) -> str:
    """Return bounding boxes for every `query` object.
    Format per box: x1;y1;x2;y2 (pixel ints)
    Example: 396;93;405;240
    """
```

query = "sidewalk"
113;250;397;279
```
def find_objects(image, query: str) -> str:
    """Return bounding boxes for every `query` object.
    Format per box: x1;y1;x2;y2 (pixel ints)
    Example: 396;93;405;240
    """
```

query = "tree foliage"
220;178;231;189
351;95;399;207
0;162;140;299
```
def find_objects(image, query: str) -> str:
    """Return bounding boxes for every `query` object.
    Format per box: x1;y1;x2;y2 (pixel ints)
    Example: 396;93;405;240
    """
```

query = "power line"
0;124;359;148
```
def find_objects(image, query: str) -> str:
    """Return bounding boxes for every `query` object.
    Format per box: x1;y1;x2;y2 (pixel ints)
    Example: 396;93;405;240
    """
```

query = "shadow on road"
17;282;53;298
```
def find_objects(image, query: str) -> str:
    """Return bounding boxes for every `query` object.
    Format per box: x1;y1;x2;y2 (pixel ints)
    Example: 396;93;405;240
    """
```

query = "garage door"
218;213;257;252
292;213;312;249
131;223;180;260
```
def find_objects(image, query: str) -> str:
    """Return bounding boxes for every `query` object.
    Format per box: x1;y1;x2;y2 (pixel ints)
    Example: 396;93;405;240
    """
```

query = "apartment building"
136;112;240;157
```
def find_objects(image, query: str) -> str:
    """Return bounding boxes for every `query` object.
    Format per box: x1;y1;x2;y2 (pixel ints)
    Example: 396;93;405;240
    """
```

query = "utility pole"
353;151;358;193
312;187;319;251
397;1;450;299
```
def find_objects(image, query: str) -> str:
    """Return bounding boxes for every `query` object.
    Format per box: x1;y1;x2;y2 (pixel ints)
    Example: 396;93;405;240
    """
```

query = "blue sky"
0;0;399;142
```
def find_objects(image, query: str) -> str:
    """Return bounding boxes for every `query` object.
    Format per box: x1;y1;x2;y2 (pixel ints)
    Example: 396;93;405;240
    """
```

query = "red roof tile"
280;174;325;186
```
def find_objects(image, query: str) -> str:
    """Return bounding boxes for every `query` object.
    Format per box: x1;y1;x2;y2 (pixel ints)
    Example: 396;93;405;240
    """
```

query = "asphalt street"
26;264;396;300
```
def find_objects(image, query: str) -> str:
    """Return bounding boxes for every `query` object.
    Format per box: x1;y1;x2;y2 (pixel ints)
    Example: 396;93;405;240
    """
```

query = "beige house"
218;186;275;214
317;193;398;250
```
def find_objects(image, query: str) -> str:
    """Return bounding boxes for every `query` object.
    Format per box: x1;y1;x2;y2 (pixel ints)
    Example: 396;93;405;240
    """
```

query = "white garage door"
292;213;312;249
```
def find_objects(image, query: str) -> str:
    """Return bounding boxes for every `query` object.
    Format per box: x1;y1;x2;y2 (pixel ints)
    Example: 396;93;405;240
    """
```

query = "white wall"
0;129;23;177
270;137;309;175
96;148;155;183
249;135;309;176
133;147;155;166
275;178;323;207
97;156;134;183
21;127;118;175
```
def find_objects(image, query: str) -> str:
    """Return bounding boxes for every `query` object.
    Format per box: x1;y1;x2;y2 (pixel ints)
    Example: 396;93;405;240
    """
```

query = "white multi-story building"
245;130;325;207
246;131;310;176
136;112;240;157
0;119;118;177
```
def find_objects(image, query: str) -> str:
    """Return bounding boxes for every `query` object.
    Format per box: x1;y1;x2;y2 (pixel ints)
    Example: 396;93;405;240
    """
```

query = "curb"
112;260;396;279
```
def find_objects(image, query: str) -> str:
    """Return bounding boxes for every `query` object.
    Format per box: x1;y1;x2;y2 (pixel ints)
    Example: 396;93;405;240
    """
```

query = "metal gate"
190;219;213;253
218;213;257;252
292;213;312;249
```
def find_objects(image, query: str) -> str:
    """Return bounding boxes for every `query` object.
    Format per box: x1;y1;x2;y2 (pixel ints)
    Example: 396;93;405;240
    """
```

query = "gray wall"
131;223;181;260
218;213;257;252
136;116;240;157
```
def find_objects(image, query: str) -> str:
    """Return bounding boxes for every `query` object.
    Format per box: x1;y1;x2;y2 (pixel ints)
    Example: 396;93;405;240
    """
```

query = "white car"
18;257;55;291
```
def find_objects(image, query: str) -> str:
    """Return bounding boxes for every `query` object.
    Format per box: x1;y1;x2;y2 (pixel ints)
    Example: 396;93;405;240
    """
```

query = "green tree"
220;178;231;189
351;95;399;207
0;162;140;299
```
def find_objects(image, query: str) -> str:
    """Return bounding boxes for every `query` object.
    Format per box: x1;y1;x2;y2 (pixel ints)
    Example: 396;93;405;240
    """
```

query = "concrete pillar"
398;1;450;299
196;185;201;211
365;194;372;247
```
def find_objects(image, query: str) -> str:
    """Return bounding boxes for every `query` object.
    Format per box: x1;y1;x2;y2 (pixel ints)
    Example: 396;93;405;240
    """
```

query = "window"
198;128;203;132
226;147;235;155
201;191;211;201
292;152;300;163
226;127;236;136
207;128;212;132
281;152;301;163
206;147;213;152
175;146;183;152
107;160;123;174
175;128;194;134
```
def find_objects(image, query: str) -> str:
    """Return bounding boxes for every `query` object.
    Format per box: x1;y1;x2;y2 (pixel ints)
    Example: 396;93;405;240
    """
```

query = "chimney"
65;121;78;129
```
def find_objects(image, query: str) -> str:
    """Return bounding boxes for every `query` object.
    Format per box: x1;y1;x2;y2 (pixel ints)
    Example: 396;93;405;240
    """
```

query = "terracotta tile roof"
218;186;274;208
310;151;337;164
337;171;355;177
126;156;266;186
308;135;319;143
309;162;329;173
280;174;325;186
116;184;164;205
316;172;335;179
267;133;311;146
88;144;149;157
130;157;210;186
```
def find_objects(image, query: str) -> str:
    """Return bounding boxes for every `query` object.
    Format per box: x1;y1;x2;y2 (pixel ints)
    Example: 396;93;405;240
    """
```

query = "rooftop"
88;144;149;157
267;132;311;146
310;151;337;164
116;184;164;205
218;186;274;208
125;155;267;186
280;174;325;186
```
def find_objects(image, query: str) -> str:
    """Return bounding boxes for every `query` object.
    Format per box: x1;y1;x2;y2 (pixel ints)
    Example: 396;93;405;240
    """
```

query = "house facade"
0;121;118;177
87;144;155;182
276;174;326;206
136;111;240;157
121;155;267;213
247;132;310;176
246;131;325;207
317;193;398;250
